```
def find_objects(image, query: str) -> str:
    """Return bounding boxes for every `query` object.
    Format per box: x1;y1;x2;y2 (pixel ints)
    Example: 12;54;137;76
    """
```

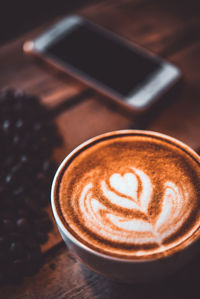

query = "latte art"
80;168;190;248
57;132;200;259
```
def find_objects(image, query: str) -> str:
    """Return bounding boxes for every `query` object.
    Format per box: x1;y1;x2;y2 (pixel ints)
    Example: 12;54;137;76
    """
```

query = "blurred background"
0;0;95;44
0;0;200;45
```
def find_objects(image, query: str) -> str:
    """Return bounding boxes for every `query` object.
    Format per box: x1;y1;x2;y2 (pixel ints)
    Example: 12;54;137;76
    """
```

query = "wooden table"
1;0;200;298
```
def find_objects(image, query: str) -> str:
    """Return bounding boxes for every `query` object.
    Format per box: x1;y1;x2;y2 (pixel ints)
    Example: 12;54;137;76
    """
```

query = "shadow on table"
80;250;200;299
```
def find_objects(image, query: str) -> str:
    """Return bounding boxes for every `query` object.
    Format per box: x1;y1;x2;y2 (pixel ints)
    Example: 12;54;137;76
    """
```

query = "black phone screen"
46;22;161;96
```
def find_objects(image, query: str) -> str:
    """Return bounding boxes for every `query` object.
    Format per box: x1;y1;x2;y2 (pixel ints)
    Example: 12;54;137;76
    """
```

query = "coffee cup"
51;130;200;283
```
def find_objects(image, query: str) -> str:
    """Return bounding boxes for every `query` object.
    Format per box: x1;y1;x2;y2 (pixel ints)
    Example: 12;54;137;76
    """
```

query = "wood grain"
150;42;200;150
2;242;200;299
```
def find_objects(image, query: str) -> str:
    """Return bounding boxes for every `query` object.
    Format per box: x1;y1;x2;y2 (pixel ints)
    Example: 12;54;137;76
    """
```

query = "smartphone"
24;15;181;112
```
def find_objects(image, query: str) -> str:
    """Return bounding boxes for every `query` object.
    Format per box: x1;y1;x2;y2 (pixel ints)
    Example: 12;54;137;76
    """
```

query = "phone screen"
46;22;161;97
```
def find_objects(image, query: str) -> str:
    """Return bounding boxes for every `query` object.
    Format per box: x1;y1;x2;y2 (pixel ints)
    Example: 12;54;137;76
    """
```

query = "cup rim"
51;129;200;263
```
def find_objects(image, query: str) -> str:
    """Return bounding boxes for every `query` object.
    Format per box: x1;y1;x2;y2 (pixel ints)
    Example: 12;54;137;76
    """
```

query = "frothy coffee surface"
56;132;200;259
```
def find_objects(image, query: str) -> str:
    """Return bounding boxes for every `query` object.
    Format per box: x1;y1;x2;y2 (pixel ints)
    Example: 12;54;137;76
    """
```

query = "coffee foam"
56;132;200;259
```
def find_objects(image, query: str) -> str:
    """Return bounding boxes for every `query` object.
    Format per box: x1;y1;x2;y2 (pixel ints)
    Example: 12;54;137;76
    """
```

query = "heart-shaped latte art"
77;166;191;251
101;168;152;213
110;173;138;200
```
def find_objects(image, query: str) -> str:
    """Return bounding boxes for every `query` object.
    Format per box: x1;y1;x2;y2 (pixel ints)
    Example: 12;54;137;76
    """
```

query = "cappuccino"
54;131;200;260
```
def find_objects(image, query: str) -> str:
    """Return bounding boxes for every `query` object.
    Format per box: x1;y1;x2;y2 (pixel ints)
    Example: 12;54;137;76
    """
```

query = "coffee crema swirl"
57;132;200;259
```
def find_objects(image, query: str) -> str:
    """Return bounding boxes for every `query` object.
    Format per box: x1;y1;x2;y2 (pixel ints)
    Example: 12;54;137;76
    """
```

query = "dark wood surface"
0;0;200;298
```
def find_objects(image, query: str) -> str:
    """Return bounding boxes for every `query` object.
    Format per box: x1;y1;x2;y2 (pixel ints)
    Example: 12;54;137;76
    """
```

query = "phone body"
24;15;181;113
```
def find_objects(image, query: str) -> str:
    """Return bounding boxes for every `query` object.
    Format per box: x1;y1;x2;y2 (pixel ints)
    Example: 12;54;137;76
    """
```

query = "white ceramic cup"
51;130;200;283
